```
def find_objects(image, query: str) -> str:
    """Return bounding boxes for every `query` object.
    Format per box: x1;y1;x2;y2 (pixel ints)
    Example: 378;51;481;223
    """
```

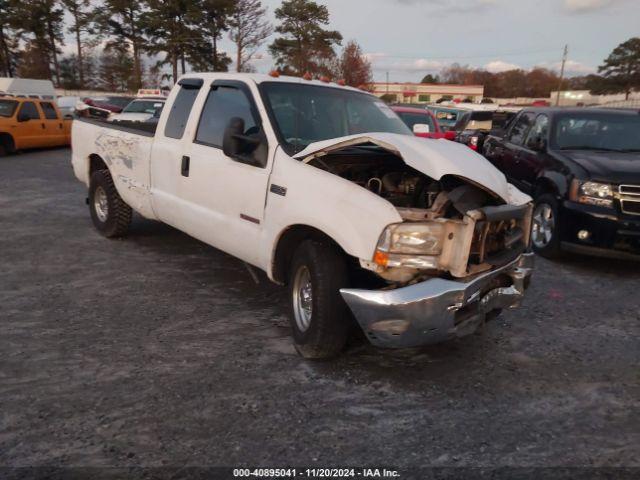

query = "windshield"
261;82;411;153
396;111;436;133
0;99;18;117
123;100;164;114
553;112;640;152
107;96;135;108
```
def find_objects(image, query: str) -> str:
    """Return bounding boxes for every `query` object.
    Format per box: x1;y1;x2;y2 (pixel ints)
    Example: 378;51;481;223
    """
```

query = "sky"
58;0;640;83
221;0;640;82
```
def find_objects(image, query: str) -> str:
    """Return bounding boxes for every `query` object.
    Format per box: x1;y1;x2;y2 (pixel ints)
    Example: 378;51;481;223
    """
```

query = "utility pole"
386;71;389;95
555;44;568;107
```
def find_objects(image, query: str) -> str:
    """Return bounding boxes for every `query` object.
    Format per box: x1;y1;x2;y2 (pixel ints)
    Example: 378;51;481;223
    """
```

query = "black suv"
483;108;640;259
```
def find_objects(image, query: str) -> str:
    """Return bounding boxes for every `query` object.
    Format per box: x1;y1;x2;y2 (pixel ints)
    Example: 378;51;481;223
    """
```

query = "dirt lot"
1;148;639;476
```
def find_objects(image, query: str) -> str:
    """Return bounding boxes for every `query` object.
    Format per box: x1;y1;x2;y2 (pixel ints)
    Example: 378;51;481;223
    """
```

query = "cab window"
164;83;201;139
40;102;59;120
195;86;257;148
525;114;549;149
507;112;535;145
0;99;18;118
18;101;41;120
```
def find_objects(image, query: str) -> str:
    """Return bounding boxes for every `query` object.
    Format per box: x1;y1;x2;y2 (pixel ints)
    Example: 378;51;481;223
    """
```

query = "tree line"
0;0;373;91
421;38;640;100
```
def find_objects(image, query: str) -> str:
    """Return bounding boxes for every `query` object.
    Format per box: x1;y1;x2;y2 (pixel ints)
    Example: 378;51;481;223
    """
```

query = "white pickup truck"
71;73;534;359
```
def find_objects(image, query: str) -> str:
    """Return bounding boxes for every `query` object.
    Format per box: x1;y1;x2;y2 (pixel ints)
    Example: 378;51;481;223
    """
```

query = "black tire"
88;169;132;238
287;239;351;359
0;134;14;156
531;193;562;258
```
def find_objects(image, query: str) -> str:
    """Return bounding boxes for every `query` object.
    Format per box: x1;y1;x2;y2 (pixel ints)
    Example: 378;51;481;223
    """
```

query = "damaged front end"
296;133;535;348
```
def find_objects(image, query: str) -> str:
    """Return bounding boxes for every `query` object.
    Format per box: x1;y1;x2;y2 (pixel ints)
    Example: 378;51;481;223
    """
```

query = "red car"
391;105;456;140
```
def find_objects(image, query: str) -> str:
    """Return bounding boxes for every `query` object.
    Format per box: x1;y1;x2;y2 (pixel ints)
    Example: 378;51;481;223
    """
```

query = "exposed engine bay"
306;145;532;284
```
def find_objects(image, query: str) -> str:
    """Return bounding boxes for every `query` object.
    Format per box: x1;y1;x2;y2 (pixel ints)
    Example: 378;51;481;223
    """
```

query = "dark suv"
483;108;640;259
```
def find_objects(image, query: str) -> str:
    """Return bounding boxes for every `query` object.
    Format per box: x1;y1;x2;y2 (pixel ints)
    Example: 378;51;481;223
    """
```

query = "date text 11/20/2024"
233;468;400;478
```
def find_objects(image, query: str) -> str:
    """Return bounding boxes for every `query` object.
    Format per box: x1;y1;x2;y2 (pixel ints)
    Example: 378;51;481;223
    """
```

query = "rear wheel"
0;134;15;156
531;194;561;258
288;240;351;359
89;169;132;238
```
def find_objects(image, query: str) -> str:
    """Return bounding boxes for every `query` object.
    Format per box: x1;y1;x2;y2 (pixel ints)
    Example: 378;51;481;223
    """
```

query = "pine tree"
598;37;640;100
269;0;342;76
94;0;147;89
61;0;94;88
194;0;235;72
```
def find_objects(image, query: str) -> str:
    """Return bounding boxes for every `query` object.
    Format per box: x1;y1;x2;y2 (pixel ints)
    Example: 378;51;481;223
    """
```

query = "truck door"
15;101;44;149
516;114;550;190
39;101;66;146
180;80;271;267
500;112;536;192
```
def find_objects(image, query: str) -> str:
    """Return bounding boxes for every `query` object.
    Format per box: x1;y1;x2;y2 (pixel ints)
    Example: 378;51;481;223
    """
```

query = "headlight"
374;223;445;269
377;223;445;254
570;180;614;208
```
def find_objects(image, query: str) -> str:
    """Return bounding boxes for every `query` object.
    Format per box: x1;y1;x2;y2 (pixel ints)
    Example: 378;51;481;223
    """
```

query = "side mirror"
17;112;31;122
413;123;430;134
222;117;261;165
444;131;456;141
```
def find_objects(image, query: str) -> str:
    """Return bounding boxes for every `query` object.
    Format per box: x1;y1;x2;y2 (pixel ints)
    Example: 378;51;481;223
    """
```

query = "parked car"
110;97;166;123
56;95;80;118
391;106;455;140
0;96;72;155
71;73;534;358
483;108;640;259
83;97;133;114
426;105;465;131
452;107;520;151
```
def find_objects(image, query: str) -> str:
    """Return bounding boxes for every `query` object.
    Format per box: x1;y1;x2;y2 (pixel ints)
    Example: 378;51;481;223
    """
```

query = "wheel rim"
94;186;109;223
532;203;555;249
292;265;313;332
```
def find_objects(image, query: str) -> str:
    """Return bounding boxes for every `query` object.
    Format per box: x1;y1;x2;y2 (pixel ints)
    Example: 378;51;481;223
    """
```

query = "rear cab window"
164;78;203;139
0;99;18;118
40;102;59;120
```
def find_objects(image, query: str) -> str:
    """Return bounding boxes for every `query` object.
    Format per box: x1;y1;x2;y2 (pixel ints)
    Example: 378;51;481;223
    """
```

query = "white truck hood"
293;132;530;206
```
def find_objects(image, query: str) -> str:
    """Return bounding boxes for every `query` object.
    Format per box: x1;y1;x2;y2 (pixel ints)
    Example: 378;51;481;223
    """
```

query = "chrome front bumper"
340;253;535;348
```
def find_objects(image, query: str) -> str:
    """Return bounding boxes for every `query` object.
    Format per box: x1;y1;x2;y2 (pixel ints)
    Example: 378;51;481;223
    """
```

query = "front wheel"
89;169;132;238
531;194;561;258
288;240;352;359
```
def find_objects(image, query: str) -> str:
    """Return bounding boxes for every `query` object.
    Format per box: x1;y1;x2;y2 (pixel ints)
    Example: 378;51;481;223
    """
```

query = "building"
371;82;484;104
548;90;640;107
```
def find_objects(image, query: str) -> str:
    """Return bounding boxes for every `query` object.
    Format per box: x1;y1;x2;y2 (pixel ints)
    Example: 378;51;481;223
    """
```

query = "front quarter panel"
262;149;403;278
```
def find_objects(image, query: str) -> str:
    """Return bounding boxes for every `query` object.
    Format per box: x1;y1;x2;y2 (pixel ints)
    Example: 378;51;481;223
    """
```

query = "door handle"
181;156;190;177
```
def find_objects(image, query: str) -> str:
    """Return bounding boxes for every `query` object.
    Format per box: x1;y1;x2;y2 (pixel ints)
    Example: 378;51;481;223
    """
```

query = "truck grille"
619;185;640;216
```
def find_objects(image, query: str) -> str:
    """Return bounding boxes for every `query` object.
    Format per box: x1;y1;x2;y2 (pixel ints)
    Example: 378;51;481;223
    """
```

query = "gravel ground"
1;148;639;477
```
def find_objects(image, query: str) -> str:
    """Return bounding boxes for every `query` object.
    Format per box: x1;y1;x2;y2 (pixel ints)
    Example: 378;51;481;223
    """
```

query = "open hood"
293;133;530;206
